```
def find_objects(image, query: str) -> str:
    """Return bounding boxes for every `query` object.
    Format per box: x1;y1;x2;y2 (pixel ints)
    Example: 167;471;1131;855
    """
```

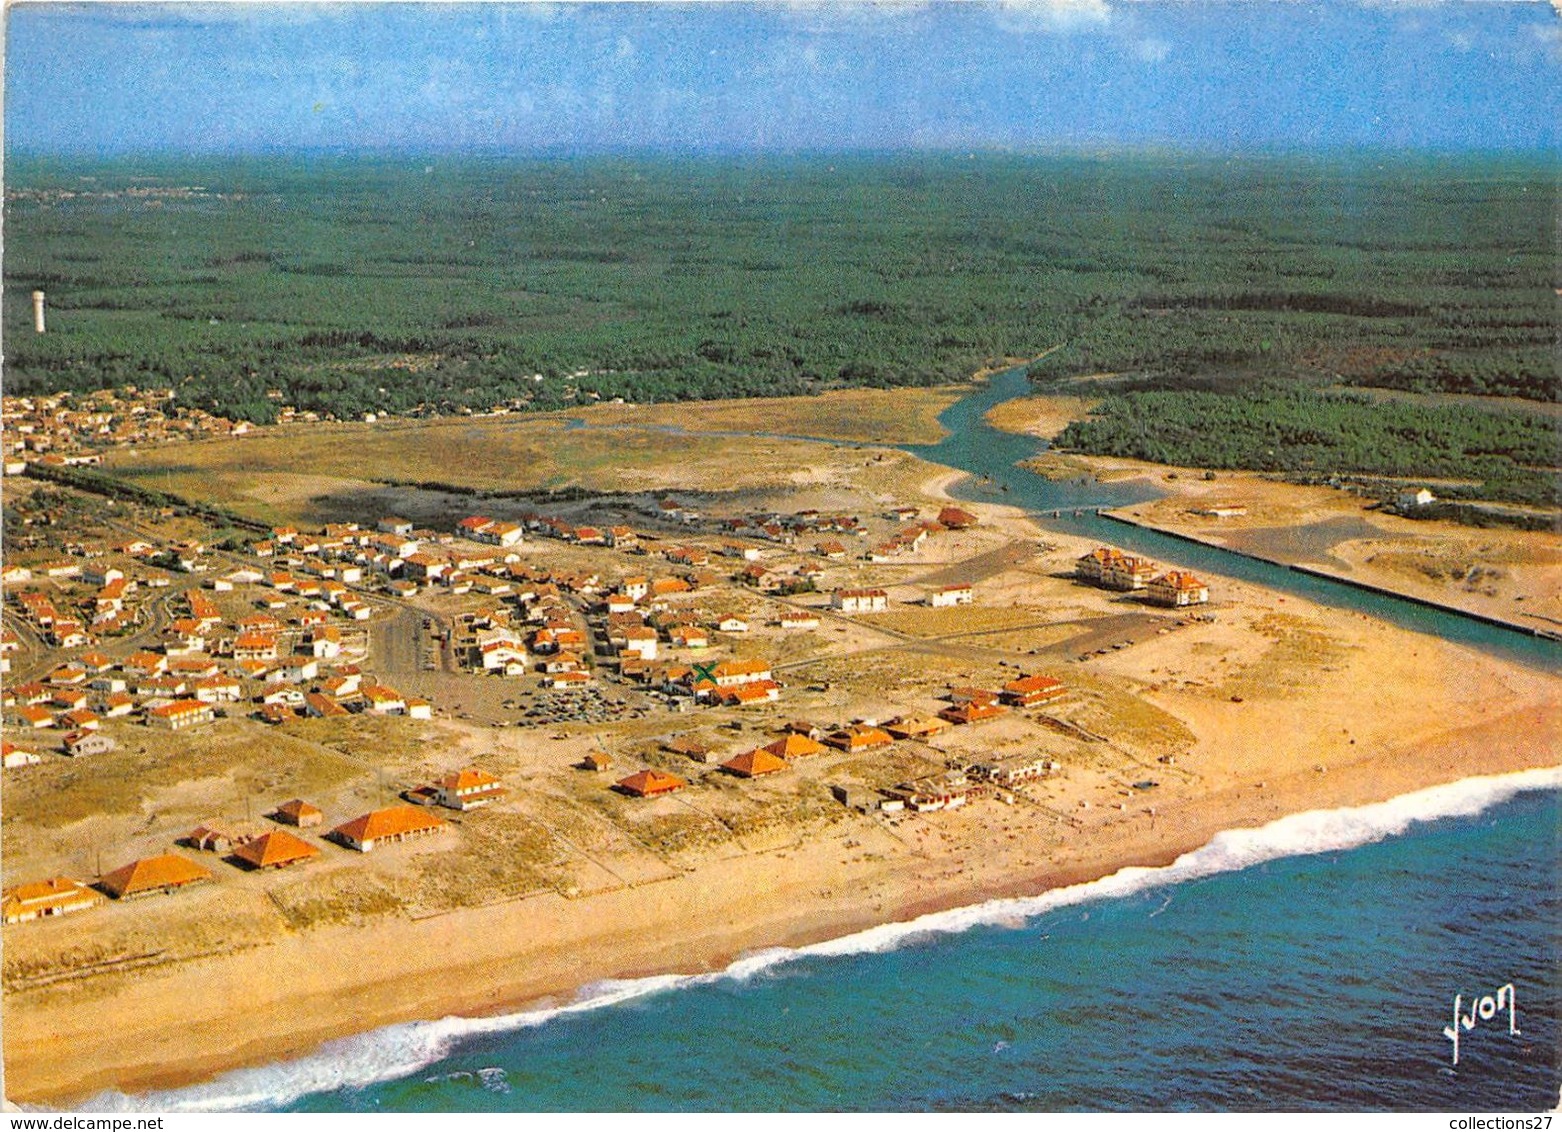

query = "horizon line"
8;140;1561;163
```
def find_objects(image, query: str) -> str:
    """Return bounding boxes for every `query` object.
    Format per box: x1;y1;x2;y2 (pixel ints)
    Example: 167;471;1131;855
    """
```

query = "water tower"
32;291;46;334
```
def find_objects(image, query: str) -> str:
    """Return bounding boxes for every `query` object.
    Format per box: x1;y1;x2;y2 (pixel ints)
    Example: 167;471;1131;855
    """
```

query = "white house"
928;584;973;608
832;588;888;614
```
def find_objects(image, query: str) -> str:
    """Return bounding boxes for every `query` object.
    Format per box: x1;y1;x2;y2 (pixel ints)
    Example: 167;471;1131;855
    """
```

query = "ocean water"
89;769;1561;1113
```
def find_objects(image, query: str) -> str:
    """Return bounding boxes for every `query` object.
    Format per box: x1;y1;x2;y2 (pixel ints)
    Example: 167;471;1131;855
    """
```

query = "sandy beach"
7;707;1554;1106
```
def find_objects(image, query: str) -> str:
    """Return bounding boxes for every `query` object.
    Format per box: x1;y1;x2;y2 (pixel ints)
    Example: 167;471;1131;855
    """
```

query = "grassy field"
580;385;961;445
95;380;970;528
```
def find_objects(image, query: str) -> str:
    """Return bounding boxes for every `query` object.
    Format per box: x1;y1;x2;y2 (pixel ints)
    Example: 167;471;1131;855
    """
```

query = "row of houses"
2;386;244;468
3;768;511;923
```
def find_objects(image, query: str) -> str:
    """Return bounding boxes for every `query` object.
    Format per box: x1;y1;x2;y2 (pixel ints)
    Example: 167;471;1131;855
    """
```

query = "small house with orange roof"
50;687;89;711
233;631;280;661
883;714;951;740
99;853;213;899
272;798;325;827
2;742;42;769
59;708;101;732
928;584;974;608
832;588;888;614
710;658;773;687
147;699;216;730
2;877;102;923
330;806;448;852
827;723;894;752
257;703;297;725
762;733;827;760
938;700;1009;726
124;650;169;677
11;680;52;705
722;748;788;778
303;692;350;718
16;705;55;729
615;769;686;797
714;679;781;706
232;830;322;870
1000;674;1068;708
361;685;406;714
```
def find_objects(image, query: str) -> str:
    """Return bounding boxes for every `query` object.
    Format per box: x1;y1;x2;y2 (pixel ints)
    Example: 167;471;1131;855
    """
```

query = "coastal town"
6;0;1558;1110
3;379;1227;930
2;377;1555;1107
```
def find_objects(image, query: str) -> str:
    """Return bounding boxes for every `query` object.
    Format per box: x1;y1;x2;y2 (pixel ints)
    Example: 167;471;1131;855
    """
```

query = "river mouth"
905;366;1560;673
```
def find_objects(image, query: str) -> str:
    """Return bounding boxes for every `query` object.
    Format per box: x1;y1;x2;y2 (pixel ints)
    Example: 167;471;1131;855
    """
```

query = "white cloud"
770;1;932;22
1533;22;1562;62
1134;35;1170;62
995;0;1113;34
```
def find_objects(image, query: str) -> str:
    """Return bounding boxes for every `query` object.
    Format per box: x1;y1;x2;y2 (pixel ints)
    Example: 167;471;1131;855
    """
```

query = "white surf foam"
74;765;1561;1113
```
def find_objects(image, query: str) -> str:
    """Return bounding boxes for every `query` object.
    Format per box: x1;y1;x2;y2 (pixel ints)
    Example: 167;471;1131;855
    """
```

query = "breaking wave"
75;765;1561;1112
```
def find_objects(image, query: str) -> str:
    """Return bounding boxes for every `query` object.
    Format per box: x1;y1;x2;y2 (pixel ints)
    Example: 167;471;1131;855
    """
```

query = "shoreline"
6;369;1560;1110
64;766;1562;1109
7;706;1557;1109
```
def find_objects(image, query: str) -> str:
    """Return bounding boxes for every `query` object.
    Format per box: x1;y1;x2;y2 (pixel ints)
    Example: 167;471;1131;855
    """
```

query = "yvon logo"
1443;983;1519;1066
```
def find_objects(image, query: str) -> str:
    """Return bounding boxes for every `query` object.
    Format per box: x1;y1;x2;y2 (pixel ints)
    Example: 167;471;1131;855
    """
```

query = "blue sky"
6;1;1560;154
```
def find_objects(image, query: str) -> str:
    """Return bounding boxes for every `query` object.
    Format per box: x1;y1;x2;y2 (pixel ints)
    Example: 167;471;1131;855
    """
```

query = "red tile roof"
232;830;321;869
616;769;685;797
331;805;446;845
722;749;788;778
762;733;828;759
100;853;213;898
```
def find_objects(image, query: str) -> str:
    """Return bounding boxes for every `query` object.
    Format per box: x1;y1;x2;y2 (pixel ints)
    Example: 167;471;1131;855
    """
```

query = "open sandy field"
1103;471;1562;630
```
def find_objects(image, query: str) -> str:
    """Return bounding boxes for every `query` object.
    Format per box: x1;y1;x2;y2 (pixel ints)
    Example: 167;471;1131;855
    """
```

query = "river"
905;365;1560;673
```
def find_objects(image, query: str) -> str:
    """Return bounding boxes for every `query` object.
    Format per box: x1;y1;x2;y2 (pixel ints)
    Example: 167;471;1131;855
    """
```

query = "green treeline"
1055;388;1559;506
4;152;1556;423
